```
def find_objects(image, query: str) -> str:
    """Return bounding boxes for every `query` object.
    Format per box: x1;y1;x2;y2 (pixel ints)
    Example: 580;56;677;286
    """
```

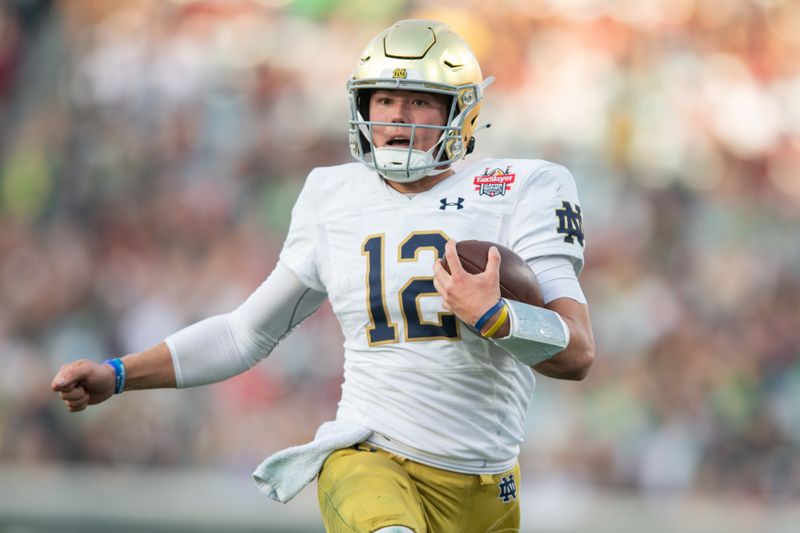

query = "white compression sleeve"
529;255;587;304
165;262;327;388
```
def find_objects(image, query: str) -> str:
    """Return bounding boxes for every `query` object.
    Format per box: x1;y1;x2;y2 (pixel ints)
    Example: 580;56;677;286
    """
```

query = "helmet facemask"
348;81;484;183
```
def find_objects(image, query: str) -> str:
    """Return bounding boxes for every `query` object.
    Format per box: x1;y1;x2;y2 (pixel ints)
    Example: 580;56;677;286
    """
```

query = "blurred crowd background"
1;0;799;526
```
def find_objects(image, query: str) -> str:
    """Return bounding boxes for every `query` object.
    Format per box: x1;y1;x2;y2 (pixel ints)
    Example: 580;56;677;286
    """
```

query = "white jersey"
279;158;585;473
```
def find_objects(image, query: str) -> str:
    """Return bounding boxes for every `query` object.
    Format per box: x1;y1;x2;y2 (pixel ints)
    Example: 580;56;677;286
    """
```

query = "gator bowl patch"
473;166;515;197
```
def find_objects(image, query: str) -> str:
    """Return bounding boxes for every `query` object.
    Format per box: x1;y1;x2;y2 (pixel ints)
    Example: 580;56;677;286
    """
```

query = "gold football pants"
317;445;521;532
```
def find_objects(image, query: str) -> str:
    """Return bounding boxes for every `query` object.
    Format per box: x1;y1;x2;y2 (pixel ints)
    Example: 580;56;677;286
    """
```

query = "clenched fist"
51;359;116;412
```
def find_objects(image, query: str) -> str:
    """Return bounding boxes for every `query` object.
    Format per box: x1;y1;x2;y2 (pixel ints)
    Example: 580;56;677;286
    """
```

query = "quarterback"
52;20;595;532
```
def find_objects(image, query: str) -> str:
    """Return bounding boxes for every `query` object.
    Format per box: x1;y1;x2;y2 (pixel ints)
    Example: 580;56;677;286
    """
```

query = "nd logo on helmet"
392;68;407;79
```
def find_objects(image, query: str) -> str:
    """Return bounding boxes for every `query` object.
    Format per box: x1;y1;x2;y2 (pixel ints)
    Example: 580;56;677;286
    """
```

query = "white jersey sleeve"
508;163;586;275
530;255;587;304
279;168;325;292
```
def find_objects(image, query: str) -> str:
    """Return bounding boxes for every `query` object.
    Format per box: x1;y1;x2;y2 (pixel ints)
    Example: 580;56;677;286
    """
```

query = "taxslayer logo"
473;166;515;197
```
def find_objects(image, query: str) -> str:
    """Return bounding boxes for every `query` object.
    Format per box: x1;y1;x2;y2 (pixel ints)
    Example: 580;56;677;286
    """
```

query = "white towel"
252;419;373;503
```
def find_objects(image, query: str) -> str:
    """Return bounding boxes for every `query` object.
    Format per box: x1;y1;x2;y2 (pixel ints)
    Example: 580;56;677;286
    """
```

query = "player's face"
369;90;450;153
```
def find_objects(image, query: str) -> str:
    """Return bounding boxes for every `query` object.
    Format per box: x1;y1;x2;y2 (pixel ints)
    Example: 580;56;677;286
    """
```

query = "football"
441;240;544;307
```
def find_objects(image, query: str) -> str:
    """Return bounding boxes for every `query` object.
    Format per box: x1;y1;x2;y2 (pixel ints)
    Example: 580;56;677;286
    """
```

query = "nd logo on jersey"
555;201;584;246
473;166;516;198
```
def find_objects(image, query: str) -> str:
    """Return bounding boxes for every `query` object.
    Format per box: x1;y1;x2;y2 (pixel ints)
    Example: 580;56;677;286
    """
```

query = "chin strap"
373;146;440;183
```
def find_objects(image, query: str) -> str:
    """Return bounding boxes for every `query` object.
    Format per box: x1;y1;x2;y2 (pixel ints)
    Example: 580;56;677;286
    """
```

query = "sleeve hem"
279;258;325;293
164;336;184;389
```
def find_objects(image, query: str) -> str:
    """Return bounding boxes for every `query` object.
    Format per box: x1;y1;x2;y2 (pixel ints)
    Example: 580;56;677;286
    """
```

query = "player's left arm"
433;243;594;381
506;163;592;380
532;297;594;380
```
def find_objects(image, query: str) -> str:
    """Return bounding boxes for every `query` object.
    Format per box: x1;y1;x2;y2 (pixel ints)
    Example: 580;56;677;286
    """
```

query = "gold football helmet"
348;20;493;182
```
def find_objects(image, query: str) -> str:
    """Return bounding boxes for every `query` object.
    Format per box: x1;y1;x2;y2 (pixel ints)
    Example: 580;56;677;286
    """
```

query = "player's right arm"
51;341;175;412
54;168;325;412
52;262;326;412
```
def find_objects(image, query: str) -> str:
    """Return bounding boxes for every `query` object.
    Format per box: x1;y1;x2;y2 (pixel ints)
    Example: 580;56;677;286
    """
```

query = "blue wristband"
104;358;126;394
474;299;505;332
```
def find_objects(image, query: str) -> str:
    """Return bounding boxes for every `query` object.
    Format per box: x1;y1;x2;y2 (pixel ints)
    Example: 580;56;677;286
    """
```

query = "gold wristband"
482;303;509;338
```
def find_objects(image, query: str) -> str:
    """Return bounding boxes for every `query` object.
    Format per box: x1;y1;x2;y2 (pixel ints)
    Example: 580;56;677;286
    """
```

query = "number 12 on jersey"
362;231;460;345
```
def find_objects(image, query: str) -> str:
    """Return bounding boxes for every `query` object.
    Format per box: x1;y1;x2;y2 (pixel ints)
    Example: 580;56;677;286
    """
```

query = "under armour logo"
555;201;584;246
439;197;464;210
498;474;517;502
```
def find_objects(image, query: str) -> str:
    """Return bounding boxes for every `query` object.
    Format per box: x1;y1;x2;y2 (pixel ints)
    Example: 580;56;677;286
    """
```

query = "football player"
52;20;594;532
